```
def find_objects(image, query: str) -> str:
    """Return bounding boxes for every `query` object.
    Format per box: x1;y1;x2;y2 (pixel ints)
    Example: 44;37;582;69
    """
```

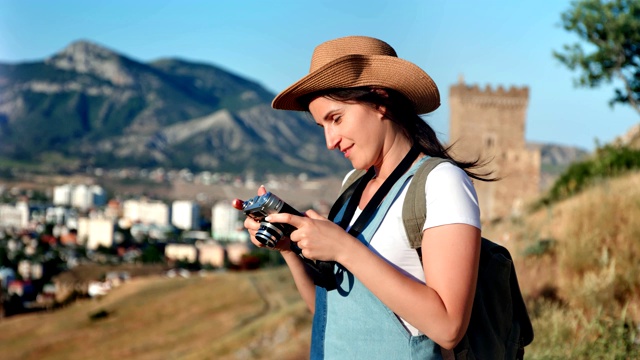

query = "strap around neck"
338;146;421;237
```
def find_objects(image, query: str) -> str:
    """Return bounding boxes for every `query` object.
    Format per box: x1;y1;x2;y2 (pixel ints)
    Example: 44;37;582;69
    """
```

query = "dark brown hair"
300;87;495;182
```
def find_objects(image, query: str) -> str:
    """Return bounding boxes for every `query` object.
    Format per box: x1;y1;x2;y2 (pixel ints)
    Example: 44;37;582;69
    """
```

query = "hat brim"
272;54;440;115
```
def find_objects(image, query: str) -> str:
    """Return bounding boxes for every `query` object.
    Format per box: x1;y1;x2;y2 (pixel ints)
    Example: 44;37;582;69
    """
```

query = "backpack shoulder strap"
402;157;455;249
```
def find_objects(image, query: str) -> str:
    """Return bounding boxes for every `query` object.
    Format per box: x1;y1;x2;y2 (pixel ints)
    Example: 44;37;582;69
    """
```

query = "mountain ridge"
0;40;351;176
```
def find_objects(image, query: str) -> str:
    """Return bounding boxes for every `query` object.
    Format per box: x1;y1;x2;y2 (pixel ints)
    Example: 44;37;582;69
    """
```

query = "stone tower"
449;77;540;221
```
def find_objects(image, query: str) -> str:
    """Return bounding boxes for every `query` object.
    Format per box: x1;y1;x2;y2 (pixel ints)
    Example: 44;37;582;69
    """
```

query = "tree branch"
616;70;640;115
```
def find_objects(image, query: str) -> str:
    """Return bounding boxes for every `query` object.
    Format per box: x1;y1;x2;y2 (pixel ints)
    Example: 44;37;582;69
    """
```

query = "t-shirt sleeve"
423;162;481;230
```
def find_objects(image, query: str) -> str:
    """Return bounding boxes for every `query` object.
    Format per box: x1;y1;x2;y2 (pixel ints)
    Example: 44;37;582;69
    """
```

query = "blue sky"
1;0;638;151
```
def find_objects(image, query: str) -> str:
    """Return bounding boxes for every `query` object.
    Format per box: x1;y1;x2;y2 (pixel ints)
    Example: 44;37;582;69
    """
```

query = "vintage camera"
242;192;302;248
241;192;337;290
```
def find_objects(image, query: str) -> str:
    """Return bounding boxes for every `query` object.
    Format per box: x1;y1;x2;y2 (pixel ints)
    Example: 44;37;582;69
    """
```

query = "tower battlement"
450;78;529;107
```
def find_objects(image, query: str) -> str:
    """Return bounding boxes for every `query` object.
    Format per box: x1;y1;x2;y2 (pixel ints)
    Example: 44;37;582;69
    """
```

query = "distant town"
0;167;341;318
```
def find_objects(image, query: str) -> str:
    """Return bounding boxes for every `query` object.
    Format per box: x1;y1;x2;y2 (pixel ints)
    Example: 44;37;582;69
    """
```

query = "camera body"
241;191;336;290
242;192;302;248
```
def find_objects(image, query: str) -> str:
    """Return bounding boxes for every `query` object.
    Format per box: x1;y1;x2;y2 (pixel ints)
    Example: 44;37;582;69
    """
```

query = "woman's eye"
332;115;342;124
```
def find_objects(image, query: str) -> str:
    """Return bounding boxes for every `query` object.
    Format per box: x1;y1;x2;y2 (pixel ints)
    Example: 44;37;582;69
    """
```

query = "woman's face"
308;96;388;170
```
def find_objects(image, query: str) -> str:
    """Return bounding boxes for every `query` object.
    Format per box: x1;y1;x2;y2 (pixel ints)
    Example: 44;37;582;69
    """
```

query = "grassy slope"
1;172;639;359
483;170;640;358
0;267;311;360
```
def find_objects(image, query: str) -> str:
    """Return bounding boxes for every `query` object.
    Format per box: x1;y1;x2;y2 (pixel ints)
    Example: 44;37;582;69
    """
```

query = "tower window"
484;134;497;148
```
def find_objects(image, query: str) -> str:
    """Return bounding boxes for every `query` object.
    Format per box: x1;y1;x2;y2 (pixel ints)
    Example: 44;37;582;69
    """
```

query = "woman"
233;36;490;359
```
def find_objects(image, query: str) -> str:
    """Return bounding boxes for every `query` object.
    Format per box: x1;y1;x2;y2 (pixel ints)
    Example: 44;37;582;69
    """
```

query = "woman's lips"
342;145;353;158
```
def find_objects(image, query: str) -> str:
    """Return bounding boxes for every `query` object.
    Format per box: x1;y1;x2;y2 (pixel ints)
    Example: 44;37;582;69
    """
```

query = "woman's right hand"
231;185;294;253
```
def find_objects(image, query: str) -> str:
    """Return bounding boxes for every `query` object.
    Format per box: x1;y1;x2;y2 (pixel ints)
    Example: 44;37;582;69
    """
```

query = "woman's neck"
372;138;414;181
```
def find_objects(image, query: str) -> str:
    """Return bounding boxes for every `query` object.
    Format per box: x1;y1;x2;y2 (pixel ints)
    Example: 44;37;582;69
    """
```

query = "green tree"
140;245;164;264
554;0;640;115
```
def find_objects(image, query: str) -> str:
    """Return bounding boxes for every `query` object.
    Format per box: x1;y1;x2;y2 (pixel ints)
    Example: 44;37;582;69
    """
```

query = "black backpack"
337;157;534;360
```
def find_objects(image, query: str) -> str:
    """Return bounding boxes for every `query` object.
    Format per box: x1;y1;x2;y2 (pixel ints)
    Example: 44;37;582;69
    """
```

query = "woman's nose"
324;127;340;150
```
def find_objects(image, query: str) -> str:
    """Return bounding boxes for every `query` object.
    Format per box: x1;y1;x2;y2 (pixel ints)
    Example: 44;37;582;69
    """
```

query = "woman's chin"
349;160;369;171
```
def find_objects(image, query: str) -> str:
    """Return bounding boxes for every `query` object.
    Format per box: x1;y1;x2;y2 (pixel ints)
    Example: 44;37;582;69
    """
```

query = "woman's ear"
371;88;389;116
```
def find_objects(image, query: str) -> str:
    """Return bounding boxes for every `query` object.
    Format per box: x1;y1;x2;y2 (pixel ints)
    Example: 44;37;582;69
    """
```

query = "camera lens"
255;222;284;248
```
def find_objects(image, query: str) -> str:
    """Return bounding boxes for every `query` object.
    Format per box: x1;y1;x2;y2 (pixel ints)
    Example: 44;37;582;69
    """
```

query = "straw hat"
271;36;440;115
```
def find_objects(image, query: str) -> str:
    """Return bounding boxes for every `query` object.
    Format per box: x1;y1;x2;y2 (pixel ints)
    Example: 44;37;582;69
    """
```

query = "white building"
53;184;73;206
211;201;248;242
227;242;251;265
72;185;107;210
71;185;90;210
165;243;198;263
197;241;226;268
123;199;170;227
53;184;107;210
77;217;115;250
45;206;78;226
171;200;199;231
0;201;29;229
17;260;43;280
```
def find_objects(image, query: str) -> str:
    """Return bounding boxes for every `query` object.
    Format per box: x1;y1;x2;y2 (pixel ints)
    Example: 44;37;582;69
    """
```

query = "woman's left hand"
265;210;350;262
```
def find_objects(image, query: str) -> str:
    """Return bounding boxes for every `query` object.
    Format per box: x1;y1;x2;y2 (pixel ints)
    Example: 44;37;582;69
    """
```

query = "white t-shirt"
344;162;481;336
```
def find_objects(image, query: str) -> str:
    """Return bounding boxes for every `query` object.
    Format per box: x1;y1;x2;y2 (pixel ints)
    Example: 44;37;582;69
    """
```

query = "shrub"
527;300;640;359
523;238;556;257
534;144;640;208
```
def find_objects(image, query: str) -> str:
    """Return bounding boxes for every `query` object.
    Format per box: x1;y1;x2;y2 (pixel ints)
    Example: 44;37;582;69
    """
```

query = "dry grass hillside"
484;170;640;358
0;268;311;360
1;171;639;359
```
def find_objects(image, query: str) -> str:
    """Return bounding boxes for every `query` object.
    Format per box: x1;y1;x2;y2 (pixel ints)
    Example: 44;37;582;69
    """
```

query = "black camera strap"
335;146;421;238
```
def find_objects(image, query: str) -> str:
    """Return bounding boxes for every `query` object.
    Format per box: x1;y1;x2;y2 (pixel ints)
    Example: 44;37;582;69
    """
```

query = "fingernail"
265;216;271;221
260;184;265;188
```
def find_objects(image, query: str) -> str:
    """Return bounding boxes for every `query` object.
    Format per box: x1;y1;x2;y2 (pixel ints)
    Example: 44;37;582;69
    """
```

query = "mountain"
527;142;590;190
528;142;589;168
0;40;351;176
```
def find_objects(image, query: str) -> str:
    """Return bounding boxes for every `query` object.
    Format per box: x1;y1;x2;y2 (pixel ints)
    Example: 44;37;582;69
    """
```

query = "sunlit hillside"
2;171;640;359
484;170;640;359
0;268;311;360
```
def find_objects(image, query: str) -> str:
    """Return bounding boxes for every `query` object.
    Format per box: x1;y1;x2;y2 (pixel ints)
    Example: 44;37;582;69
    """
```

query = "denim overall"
310;156;442;360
